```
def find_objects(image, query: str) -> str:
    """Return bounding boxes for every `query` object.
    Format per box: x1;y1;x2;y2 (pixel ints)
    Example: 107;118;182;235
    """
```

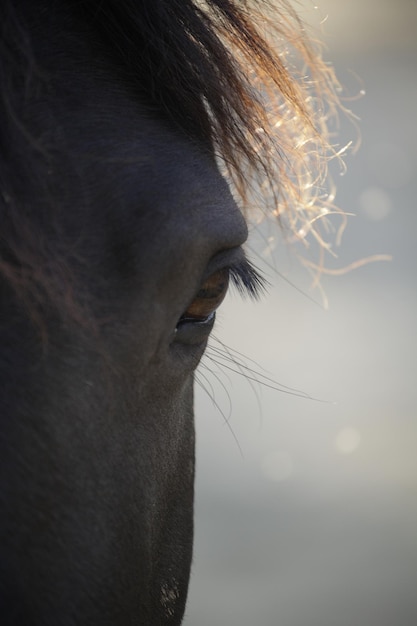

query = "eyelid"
177;253;266;327
202;247;267;300
179;267;230;324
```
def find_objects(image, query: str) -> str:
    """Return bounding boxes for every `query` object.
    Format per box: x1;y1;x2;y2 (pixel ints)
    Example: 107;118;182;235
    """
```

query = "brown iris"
179;268;229;324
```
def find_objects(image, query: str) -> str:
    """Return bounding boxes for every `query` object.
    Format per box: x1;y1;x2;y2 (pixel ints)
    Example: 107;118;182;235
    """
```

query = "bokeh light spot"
359;186;391;221
335;428;361;455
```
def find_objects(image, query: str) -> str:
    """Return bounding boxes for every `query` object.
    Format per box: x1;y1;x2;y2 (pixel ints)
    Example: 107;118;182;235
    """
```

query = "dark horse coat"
0;0;338;623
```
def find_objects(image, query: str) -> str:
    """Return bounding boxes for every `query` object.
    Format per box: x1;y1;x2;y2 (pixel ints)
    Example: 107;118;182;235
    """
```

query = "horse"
0;1;342;623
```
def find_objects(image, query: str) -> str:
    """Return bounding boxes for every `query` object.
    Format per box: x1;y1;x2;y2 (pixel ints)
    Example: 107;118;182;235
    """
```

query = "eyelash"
227;259;266;300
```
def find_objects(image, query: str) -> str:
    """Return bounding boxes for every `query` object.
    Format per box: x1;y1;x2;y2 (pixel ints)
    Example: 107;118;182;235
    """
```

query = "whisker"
210;335;272;375
197;363;233;423
195;369;216;406
204;352;328;403
195;369;244;458
206;341;264;426
208;339;312;397
207;349;301;396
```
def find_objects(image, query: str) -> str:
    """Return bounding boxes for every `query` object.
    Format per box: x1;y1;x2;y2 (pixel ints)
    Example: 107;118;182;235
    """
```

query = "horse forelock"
0;0;347;317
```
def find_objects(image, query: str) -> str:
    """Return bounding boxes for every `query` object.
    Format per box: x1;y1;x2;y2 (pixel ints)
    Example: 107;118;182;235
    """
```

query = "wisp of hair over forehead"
79;0;345;216
0;0;345;311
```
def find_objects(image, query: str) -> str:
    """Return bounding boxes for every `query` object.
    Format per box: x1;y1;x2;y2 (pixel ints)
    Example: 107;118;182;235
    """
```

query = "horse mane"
0;0;347;312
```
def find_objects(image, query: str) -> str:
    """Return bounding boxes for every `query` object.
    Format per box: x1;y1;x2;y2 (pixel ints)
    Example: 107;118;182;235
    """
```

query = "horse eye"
178;268;229;325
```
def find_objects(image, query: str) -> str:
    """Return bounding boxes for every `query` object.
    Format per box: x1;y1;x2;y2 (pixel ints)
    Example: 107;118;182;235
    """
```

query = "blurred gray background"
184;1;417;625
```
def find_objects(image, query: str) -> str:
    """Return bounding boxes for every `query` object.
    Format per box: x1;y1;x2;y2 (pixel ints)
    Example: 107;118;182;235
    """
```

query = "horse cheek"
123;371;196;623
151;377;195;623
